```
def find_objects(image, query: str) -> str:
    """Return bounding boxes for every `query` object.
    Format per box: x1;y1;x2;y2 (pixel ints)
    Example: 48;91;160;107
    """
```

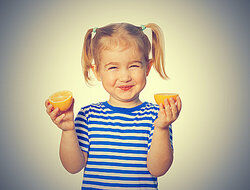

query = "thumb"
69;98;75;111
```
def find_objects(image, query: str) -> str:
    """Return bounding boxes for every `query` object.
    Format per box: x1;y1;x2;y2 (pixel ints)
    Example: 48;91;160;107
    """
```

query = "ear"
146;59;154;76
91;65;101;81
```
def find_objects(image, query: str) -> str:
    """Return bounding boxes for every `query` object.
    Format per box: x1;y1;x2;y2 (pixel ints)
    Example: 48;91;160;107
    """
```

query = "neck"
108;98;142;108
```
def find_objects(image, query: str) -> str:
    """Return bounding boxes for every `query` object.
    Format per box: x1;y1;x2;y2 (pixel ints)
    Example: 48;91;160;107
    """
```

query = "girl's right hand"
45;98;75;131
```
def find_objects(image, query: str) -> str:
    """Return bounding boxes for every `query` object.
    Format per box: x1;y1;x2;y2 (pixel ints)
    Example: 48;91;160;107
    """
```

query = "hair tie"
92;27;98;34
141;25;146;31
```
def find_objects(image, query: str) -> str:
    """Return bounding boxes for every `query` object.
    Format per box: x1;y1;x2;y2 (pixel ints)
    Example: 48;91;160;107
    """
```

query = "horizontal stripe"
85;170;154;178
75;117;87;123
85;167;151;174
90;150;148;158
91;140;147;148
84;174;155;181
169;127;172;133
87;159;146;166
79;142;89;149
90;145;146;153
84;171;154;181
77;135;88;142
88;154;147;161
90;131;148;139
90;112;157;122
87;161;147;168
89;147;147;155
83;180;157;188
89;134;148;141
89;127;149;134
82;187;103;190
82;108;158;118
90;124;151;132
75;128;88;135
82;185;157;190
74;101;172;189
85;164;148;172
83;177;155;186
89;114;154;122
89;120;152;127
88;161;147;168
90;137;148;145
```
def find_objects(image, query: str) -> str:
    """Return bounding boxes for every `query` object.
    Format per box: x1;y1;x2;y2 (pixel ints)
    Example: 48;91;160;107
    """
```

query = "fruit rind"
48;90;73;111
154;93;179;106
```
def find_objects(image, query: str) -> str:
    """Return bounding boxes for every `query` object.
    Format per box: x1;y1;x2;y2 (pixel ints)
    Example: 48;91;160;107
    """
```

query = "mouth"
118;85;134;91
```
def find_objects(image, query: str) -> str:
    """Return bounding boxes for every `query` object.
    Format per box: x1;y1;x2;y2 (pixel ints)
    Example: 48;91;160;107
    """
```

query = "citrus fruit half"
154;93;179;105
48;90;73;111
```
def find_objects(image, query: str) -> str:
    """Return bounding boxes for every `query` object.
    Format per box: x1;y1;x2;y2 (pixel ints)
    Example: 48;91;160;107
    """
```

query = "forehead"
99;37;143;64
102;47;142;62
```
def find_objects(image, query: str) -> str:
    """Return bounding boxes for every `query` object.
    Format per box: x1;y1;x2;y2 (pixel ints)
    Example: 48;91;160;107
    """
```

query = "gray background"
0;0;249;189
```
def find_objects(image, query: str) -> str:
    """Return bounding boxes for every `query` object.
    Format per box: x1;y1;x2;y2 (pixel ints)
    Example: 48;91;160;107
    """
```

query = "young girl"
45;22;182;190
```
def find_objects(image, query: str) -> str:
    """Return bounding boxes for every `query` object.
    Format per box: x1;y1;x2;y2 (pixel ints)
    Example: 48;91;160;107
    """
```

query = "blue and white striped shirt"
74;101;173;190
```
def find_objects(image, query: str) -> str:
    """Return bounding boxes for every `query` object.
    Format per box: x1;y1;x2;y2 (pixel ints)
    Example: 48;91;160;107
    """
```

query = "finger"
69;98;75;111
177;96;182;113
45;99;50;107
159;103;164;110
164;98;170;108
164;98;172;118
170;98;178;118
46;104;53;114
50;107;60;121
158;103;166;116
54;113;65;125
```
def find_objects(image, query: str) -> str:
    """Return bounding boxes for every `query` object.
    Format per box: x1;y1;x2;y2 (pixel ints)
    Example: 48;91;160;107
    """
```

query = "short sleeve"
74;106;90;154
148;124;174;152
169;124;173;150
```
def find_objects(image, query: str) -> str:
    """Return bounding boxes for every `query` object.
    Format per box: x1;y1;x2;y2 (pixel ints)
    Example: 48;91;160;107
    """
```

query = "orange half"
48;90;73;111
154;93;179;105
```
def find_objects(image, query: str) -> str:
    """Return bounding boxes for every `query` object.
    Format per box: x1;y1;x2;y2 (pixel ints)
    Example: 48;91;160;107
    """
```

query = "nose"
119;69;132;82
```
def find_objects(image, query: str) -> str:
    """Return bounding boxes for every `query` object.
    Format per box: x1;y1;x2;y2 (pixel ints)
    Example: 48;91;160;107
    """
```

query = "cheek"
132;70;147;83
101;73;117;86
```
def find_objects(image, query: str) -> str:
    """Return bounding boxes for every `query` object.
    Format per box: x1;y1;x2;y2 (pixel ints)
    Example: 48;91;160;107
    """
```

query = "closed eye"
130;65;140;68
108;66;118;70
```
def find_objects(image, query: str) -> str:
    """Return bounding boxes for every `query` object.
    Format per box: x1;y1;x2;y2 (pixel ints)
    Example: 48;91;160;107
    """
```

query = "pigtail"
81;28;94;85
145;23;170;79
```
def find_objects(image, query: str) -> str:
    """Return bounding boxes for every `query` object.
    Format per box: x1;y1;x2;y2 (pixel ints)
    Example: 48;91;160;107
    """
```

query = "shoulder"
80;102;102;110
143;102;159;112
136;102;159;120
78;102;107;115
75;102;105;122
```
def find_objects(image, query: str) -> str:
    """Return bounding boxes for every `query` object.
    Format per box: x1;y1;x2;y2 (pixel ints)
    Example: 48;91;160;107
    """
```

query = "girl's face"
94;45;151;108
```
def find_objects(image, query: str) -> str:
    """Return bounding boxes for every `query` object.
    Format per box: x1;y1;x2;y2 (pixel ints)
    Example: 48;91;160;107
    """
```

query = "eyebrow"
104;60;143;67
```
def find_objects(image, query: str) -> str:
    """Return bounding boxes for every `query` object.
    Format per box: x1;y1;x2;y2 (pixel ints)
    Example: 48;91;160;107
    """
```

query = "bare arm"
60;129;87;174
45;98;87;174
147;96;182;177
147;126;173;177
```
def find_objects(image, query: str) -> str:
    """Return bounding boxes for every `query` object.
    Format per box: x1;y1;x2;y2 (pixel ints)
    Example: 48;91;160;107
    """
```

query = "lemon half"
48;90;73;111
154;93;179;105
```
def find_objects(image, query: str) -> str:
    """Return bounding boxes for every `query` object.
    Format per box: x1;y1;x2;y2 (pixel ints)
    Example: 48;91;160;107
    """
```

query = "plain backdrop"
0;0;249;189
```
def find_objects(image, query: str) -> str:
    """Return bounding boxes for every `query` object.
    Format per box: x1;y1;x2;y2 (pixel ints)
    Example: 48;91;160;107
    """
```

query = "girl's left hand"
154;96;182;129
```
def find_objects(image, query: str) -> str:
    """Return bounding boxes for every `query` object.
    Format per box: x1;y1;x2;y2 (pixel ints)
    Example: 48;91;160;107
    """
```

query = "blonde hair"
81;22;169;85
